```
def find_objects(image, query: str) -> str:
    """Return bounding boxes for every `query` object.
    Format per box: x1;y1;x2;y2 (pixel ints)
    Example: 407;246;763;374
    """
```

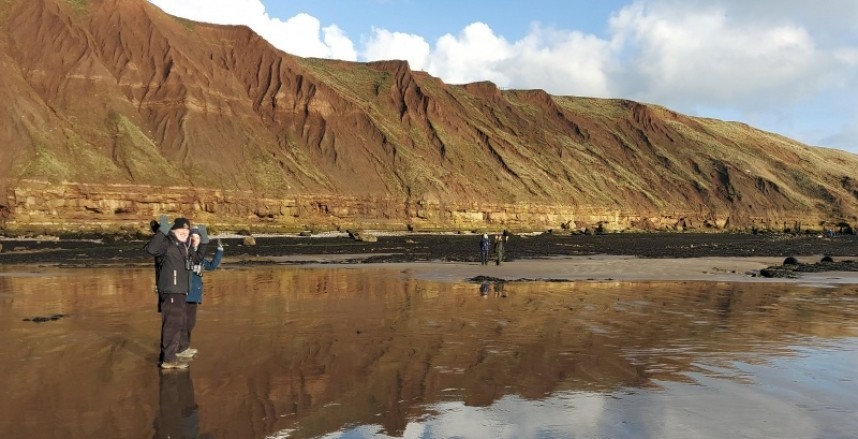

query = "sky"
148;0;858;154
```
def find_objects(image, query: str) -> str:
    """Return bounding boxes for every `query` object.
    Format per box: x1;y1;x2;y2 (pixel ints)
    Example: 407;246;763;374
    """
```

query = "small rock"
347;230;377;242
243;236;257;246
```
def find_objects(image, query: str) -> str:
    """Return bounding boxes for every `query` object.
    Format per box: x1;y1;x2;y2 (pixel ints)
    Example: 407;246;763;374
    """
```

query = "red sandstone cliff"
1;0;856;234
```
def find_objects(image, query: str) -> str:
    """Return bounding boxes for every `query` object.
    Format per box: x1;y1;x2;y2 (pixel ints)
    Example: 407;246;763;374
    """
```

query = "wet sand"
295;255;858;285
2;233;858;438
2;264;858;438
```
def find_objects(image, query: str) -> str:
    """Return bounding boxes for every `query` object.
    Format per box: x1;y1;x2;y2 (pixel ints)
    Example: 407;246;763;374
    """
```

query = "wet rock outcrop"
760;257;858;278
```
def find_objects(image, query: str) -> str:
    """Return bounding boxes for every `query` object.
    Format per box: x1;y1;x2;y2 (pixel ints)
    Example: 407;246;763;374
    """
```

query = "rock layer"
3;180;834;235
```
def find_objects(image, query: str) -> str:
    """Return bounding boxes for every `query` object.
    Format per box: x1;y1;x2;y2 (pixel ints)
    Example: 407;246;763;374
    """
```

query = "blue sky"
264;1;629;42
149;0;858;154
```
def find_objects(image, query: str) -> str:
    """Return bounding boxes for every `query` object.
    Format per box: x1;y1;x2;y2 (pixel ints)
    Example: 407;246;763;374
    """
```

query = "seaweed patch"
23;314;67;323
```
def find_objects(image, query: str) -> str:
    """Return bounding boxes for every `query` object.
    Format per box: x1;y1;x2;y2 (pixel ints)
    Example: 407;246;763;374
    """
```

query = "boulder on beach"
347;230;378;242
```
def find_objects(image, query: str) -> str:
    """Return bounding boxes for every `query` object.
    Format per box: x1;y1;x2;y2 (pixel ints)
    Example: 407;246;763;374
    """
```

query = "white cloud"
667;0;858;37
500;27;615;97
608;1;831;107
371;23;615;98
600;0;858;153
425;22;513;86
363;28;432;71
148;0;265;26
148;0;356;60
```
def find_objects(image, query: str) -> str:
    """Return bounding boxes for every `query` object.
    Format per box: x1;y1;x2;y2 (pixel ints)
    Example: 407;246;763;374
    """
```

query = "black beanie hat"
171;218;191;230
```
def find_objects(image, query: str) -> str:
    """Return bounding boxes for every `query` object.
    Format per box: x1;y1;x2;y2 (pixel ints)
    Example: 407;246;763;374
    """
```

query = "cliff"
1;0;857;235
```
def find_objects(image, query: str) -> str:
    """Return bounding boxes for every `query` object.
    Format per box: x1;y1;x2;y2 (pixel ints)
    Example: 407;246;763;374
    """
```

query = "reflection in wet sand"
1;266;857;438
155;369;202;439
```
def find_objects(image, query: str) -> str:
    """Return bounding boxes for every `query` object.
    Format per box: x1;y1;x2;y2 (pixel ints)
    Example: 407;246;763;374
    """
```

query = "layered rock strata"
1;180;836;235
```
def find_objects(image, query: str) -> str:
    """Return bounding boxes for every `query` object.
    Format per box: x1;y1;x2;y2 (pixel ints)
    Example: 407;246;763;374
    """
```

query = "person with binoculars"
145;216;208;369
178;227;224;362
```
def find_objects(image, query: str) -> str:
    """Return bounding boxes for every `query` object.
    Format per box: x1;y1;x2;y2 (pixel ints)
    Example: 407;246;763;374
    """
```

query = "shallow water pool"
1;265;857;438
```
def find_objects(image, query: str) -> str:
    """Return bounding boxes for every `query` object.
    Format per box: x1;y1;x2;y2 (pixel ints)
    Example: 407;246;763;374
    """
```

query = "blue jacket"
480;236;491;252
186;247;223;304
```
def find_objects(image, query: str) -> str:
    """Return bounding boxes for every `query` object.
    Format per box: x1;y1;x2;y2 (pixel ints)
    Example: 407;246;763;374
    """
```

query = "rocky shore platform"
1;232;856;278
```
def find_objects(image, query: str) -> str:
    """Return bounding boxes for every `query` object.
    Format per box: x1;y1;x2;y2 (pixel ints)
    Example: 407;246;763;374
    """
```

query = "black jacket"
145;232;207;294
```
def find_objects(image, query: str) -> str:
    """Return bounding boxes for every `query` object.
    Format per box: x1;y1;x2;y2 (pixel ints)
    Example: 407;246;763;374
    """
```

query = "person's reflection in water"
154;368;207;439
494;281;507;298
480;281;490;297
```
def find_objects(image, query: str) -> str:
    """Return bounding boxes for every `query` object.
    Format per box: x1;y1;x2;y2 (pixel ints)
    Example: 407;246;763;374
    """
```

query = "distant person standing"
494;230;510;265
145;216;206;369
177;228;223;361
480;233;491;265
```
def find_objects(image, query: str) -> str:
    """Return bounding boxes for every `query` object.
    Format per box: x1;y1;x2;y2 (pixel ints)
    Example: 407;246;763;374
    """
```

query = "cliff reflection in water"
1;266;857;438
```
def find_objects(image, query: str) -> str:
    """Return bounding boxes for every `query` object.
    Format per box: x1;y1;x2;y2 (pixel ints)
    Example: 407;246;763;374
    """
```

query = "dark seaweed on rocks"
1;232;857;267
760;259;858;278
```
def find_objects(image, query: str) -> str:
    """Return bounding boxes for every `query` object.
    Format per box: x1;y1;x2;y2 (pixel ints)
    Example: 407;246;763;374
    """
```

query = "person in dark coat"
177;230;223;360
145;216;206;369
479;233;491;265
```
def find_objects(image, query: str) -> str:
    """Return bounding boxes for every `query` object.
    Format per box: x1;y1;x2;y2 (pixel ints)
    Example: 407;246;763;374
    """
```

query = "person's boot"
177;348;198;359
160;360;189;369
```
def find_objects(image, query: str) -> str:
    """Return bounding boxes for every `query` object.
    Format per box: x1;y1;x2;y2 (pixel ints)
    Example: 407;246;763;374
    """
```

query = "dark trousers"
160;294;187;363
179;303;197;352
480;249;489;265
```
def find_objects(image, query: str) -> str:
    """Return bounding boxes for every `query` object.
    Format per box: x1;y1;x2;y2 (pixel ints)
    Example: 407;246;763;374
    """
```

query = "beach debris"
23;313;67;323
468;275;506;283
242;235;257;246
